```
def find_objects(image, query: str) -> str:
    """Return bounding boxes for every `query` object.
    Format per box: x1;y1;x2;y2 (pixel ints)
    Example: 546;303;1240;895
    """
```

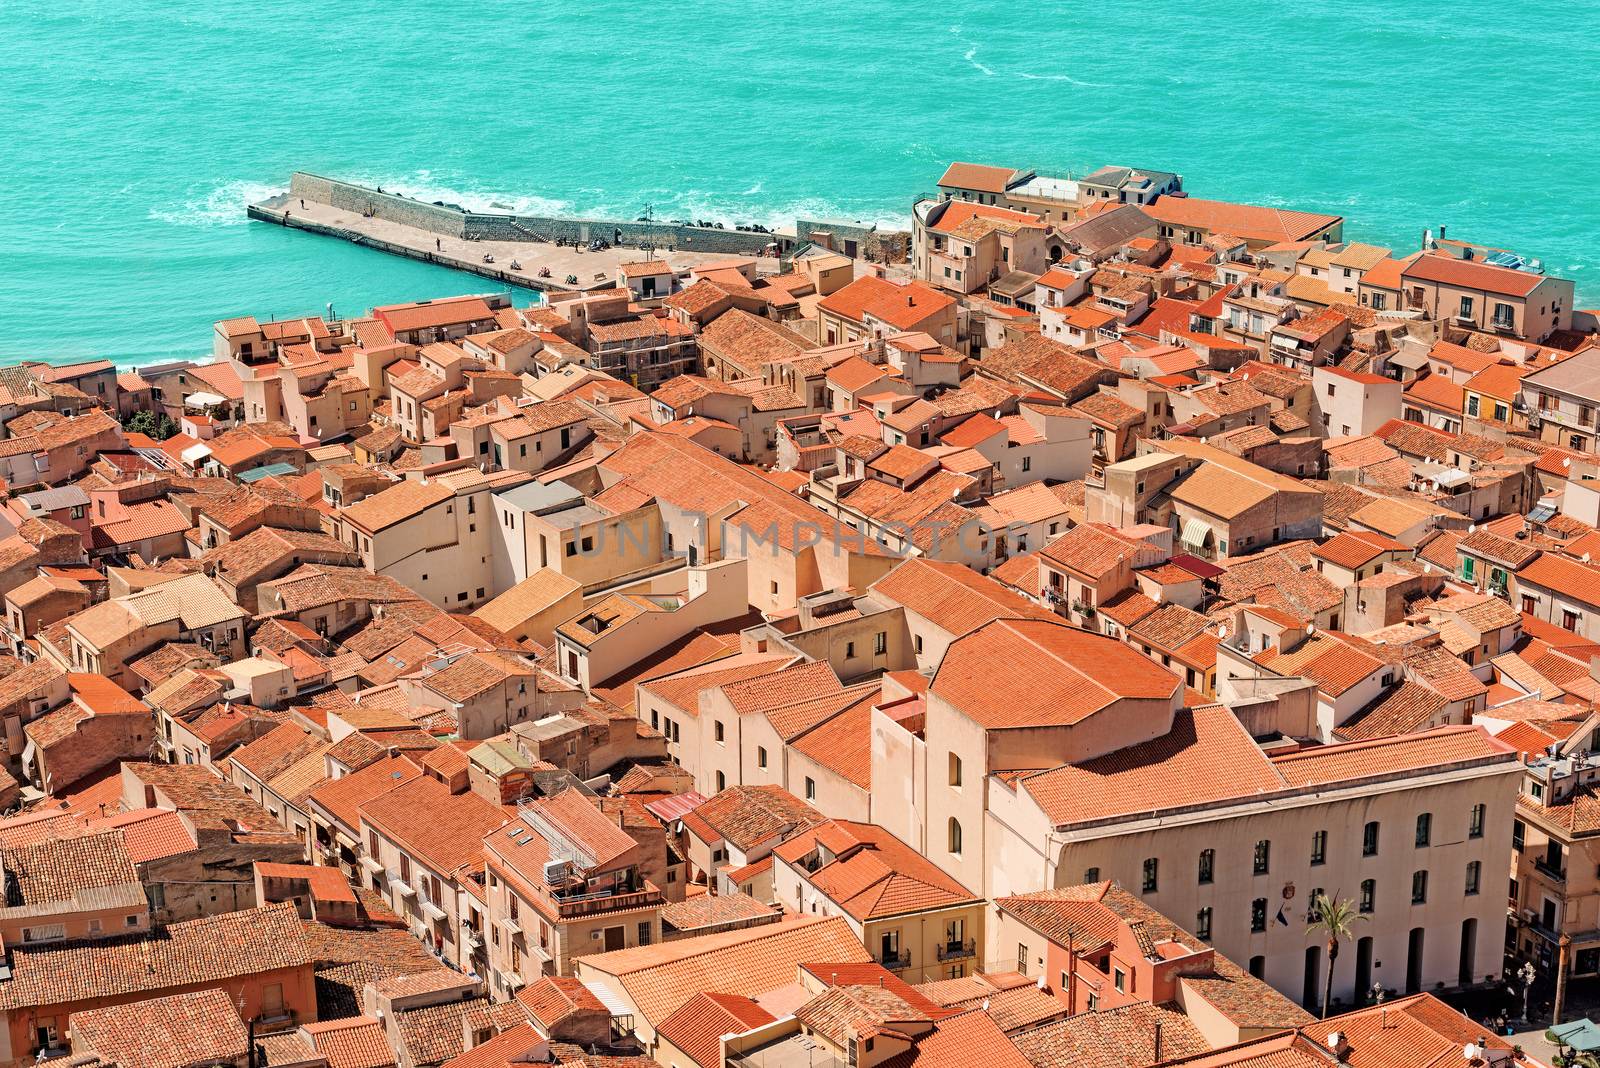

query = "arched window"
948;818;963;857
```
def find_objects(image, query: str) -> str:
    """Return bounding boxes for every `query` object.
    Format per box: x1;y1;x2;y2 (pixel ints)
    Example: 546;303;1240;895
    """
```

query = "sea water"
2;0;1597;365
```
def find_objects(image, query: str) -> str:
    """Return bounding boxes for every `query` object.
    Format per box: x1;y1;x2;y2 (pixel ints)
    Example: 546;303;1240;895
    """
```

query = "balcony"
555;883;663;920
937;939;976;962
1535;857;1568;883
876;949;912;971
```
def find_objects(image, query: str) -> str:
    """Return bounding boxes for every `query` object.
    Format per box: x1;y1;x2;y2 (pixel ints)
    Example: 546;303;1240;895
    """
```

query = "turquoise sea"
4;1;1598;366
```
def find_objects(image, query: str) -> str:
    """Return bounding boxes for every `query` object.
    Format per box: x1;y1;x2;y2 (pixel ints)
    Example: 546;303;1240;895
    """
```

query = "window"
805;777;816;801
949;753;962;787
1359;879;1375;914
845;641;856;658
1248;956;1265;979
1362;821;1379;857
1254;839;1271;875
1311;829;1327;866
1415;812;1431;848
715;771;726;792
1512;819;1525;852
1459;295;1474;319
1113;967;1126;993
1411;870;1428;905
1142;857;1158;893
874;631;886;656
1198;849;1214;885
1196;907;1213;941
1084;867;1100;883
1461;556;1475;581
948;818;963;856
639;921;653;947
1469;804;1485;839
1022;455;1031;473
1017;943;1029;975
757;746;768;769
715;720;725;744
1466;861;1481;896
1251;898;1267;932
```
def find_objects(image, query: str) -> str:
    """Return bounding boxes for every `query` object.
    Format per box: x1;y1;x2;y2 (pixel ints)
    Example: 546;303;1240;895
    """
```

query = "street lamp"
1517;960;1537;1022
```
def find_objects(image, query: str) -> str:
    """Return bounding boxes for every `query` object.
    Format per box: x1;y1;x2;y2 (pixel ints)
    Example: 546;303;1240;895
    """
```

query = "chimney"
907;295;913;306
1153;1021;1163;1062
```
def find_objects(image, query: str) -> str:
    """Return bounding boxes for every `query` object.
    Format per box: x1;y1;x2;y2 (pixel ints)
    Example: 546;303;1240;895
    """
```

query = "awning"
420;901;447;923
583;979;633;1019
1552;1019;1600;1052
1179;518;1212;548
184;391;226;408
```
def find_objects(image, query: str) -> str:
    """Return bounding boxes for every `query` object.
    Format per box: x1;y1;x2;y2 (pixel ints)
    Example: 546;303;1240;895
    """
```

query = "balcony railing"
937;939;976;962
877;949;911;970
555;884;664;920
1534;857;1567;883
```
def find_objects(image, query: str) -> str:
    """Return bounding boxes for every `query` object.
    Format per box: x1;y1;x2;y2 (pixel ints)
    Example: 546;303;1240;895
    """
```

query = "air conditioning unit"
590;930;602;941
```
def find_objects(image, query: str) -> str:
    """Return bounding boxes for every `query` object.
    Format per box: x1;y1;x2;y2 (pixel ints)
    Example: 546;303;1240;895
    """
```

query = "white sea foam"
1017;71;1105;88
346;172;574;217
147;179;280;228
963;47;996;76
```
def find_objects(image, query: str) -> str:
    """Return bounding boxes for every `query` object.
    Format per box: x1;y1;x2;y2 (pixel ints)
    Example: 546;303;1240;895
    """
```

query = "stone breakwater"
286;172;782;256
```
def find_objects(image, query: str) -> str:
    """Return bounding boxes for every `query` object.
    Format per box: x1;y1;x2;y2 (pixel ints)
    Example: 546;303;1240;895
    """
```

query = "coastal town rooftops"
0;900;310;1010
937;162;1024;193
658;992;777;1068
575;914;871;1029
1400;253;1545;297
932;618;1180;731
373;295;495;333
70;988;249;1068
340;477;453;533
870;557;1052;635
1144;196;1342;244
819;276;955;331
776;820;981;922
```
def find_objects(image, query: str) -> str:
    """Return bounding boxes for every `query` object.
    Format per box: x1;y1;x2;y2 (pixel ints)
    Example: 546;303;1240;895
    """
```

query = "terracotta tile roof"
1271;725;1513;787
1401;254;1543;298
359;775;509;875
934;618;1178;732
1145;196;1342;244
71;988;247;1068
1127;602;1212;653
392;995;489;1067
1012;1001;1208;1068
1039;523;1146;581
515;975;607;1032
878;1008;1034;1068
688;784;824;851
1020;704;1283;827
788;689;878;789
340;478;453;533
1316;992;1519;1068
0;828;140;906
0;901;310;1010
1335;681;1451;743
937;162;1019;194
657;992;776;1067
704;308;819;370
820;277;955;332
790;820;981;922
659;891;780;937
870;549;1056;633
300;1016;397;1068
577;914;871;1029
1518;552;1600;605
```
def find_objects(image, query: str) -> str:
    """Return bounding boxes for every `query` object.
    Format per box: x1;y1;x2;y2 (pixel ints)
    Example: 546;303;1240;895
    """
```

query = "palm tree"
1307;893;1366;1020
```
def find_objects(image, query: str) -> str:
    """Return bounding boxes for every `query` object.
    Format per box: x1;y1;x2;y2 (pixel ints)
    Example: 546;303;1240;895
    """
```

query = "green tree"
1307;893;1366;1020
